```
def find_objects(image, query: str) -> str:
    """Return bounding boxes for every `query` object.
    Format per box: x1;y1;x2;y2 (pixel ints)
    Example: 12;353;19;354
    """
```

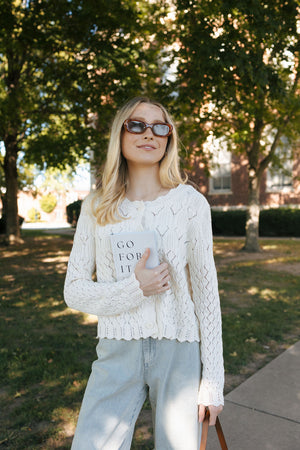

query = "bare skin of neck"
125;164;169;202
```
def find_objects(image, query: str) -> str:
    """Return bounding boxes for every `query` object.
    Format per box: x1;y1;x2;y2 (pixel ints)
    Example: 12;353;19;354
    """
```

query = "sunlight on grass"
81;313;98;325
1;235;299;448
3;274;16;282
260;288;277;301
50;310;78;319
14;301;26;307
50;308;98;325
261;244;278;250
14;389;27;398
214;241;244;255
4;285;23;295
64;379;87;396
265;256;299;264
42;256;69;263
51;406;78;426
247;286;259;296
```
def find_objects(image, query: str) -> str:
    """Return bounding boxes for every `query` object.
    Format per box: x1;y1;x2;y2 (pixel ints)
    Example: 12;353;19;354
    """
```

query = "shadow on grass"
1;235;299;448
1;236;91;447
1;233;154;449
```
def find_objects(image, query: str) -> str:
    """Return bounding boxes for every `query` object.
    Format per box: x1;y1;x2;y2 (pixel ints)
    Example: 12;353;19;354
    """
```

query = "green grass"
0;233;299;448
215;238;300;377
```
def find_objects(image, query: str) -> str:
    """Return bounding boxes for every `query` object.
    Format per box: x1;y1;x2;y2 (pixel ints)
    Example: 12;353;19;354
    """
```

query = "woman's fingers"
155;267;170;290
135;260;171;296
198;404;223;425
198;404;206;423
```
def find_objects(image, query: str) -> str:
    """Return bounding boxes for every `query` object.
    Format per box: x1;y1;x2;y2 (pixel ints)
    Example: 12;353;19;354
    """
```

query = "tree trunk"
3;135;23;244
244;169;261;252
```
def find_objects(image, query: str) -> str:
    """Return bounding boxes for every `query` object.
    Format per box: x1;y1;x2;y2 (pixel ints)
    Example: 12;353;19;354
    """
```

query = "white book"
110;230;159;280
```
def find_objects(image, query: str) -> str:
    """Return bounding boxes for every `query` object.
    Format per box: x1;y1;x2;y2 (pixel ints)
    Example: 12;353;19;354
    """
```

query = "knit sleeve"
64;195;146;316
187;195;224;406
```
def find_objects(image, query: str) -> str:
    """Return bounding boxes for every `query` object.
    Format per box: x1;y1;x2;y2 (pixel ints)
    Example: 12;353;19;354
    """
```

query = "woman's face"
121;103;169;167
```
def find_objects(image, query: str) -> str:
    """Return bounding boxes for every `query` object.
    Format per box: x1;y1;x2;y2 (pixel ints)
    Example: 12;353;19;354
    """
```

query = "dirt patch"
265;262;300;276
215;241;300;276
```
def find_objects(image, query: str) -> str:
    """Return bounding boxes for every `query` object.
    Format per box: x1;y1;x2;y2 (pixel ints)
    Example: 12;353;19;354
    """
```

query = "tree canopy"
1;0;299;250
173;0;300;250
0;0;169;241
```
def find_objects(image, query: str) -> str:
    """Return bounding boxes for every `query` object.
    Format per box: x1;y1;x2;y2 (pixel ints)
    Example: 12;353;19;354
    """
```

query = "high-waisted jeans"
71;338;201;450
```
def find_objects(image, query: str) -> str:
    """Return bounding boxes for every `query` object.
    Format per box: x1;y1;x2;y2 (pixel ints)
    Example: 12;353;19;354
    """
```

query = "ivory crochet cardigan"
64;184;224;406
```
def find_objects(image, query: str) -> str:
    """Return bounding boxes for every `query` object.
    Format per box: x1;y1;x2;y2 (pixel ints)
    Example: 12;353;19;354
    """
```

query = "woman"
64;97;224;450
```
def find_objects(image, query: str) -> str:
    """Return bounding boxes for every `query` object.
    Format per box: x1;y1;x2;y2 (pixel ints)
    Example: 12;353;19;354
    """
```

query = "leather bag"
200;408;228;450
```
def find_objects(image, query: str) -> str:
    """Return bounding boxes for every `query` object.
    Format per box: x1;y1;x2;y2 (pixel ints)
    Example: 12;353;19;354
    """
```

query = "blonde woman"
64;97;224;450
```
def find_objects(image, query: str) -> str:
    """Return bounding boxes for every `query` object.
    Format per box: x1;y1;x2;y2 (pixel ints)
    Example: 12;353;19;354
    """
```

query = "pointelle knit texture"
64;184;224;406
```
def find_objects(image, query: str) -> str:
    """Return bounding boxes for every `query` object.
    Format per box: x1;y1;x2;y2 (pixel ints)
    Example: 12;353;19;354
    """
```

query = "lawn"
0;232;299;449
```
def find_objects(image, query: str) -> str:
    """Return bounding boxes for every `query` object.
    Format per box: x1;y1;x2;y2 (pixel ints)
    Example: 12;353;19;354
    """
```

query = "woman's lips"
137;144;157;150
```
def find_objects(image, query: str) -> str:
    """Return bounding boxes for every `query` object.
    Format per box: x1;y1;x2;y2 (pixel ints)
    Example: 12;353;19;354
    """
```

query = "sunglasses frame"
123;119;173;137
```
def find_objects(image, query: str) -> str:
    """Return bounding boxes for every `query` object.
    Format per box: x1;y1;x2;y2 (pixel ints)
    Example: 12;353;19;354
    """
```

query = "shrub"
39;193;57;214
212;208;300;237
212;210;246;236
27;208;41;222
0;215;24;233
66;200;82;226
259;208;300;237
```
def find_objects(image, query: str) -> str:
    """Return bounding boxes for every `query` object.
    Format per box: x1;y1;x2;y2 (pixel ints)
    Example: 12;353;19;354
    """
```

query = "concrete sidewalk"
207;341;300;449
21;222;75;235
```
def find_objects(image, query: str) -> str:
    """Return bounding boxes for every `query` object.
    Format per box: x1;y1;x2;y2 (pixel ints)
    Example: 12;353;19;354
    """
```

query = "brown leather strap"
215;416;228;449
200;409;228;450
200;411;209;450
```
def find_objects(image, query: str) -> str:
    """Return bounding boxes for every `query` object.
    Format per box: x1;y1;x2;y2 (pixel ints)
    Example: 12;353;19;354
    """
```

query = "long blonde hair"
93;97;185;225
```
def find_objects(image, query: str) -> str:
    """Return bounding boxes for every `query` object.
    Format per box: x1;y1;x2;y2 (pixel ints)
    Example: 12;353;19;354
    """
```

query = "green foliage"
173;0;300;155
212;208;300;237
38;166;75;193
17;161;38;193
66;199;82;226
0;0;170;237
259;208;300;237
39;193;57;214
212;210;247;236
0;0;169;167
173;0;300;250
27;208;41;222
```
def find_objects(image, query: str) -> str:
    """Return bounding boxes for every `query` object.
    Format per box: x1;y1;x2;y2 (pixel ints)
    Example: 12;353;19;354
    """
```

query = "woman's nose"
143;127;154;138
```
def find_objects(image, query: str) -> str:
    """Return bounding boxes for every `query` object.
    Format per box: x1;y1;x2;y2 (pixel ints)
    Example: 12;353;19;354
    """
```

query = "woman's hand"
134;248;170;296
198;404;223;426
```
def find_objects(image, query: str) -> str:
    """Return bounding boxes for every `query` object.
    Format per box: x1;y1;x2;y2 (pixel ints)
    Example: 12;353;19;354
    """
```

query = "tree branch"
258;52;300;177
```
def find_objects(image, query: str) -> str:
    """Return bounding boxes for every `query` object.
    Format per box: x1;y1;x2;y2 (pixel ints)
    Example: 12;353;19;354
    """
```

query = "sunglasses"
123;119;173;137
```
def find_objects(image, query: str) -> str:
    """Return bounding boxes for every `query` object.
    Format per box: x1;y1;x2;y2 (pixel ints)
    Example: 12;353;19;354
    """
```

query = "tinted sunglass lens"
153;124;170;136
125;120;171;136
128;121;145;133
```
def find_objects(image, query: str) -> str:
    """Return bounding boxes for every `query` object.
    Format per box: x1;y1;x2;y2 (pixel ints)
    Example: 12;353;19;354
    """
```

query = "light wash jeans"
71;338;201;450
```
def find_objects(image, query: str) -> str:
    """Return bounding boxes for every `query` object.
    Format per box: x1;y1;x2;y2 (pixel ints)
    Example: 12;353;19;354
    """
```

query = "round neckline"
124;183;184;206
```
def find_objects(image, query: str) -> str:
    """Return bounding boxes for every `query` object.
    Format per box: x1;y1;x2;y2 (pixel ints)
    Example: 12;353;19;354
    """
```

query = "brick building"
189;149;300;210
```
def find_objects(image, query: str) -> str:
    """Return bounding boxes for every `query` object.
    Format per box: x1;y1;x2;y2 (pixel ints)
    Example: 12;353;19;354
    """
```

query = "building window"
266;138;293;192
209;140;232;193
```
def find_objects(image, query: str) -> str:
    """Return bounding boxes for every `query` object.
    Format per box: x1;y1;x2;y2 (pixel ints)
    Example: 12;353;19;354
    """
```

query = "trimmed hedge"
259;208;300;237
66;200;82;226
212;208;300;237
65;202;300;236
212;210;246;236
